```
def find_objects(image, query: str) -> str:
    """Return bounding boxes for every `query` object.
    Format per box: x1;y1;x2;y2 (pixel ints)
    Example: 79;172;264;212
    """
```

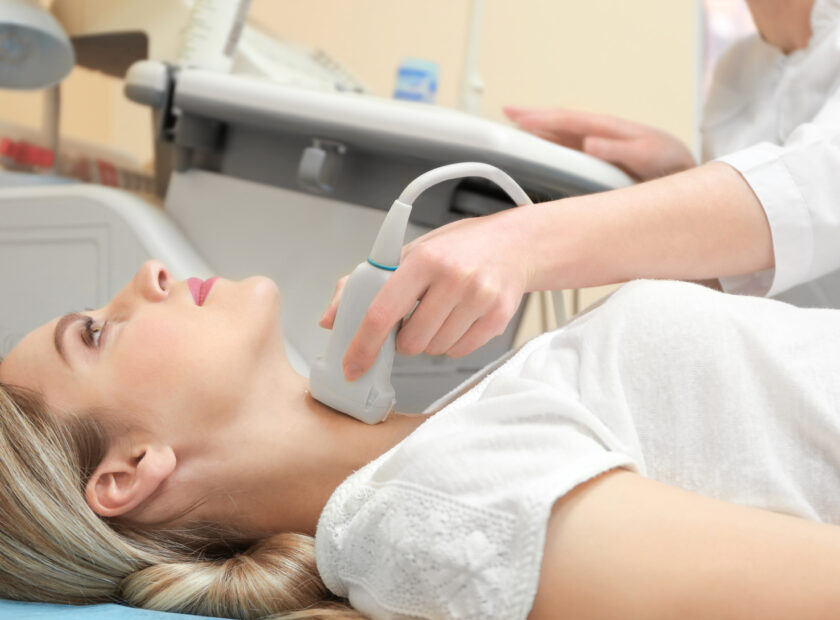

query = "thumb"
319;276;349;329
319;303;338;329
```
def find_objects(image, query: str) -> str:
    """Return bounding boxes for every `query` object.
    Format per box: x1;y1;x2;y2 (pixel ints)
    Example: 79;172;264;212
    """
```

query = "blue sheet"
0;600;226;619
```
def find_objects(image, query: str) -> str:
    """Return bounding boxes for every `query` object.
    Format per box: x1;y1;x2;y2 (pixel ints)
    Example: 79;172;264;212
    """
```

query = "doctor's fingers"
318;275;349;329
395;272;489;357
506;107;642;142
342;268;430;381
424;290;514;357
446;296;523;359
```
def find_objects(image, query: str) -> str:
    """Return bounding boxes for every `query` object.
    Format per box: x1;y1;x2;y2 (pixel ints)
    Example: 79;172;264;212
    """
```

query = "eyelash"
80;317;104;348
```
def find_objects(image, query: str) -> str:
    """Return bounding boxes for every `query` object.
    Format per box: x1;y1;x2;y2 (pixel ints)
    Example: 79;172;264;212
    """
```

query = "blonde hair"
0;378;364;619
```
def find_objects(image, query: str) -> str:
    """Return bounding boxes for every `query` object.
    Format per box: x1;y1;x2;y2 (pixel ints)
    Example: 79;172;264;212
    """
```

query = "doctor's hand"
319;210;532;381
504;106;696;182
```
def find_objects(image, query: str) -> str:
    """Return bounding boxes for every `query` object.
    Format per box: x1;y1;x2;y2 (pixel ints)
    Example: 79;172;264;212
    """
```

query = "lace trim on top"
319;480;540;618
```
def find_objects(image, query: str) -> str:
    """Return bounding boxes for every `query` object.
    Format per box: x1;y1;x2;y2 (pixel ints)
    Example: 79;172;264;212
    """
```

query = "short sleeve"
315;341;639;620
317;454;631;620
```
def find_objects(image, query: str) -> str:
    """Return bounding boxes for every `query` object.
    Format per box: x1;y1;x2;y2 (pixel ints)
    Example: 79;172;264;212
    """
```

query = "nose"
134;260;171;301
110;260;171;312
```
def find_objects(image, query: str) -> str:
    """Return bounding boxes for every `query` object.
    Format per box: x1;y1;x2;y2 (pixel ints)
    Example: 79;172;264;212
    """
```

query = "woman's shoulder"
590;279;799;318
580;279;723;326
585;279;832;343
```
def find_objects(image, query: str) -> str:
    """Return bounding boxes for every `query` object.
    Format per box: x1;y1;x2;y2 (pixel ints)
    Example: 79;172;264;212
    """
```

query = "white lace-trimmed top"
315;280;840;619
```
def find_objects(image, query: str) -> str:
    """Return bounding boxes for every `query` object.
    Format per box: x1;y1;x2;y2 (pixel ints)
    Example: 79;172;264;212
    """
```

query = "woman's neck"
274;381;427;535
746;0;815;54
188;362;428;536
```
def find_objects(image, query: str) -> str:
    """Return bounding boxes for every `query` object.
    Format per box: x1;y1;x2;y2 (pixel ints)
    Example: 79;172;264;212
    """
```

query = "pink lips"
187;277;219;306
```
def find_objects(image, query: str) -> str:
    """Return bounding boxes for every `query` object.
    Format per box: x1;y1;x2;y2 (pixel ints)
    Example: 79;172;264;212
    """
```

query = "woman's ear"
85;442;176;518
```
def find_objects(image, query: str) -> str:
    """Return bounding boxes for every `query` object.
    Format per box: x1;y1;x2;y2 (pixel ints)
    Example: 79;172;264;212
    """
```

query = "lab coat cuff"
716;144;814;298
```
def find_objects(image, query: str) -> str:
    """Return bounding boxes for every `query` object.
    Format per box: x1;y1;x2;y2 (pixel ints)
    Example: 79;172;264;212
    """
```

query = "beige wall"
0;0;699;313
248;1;698;139
0;1;699;159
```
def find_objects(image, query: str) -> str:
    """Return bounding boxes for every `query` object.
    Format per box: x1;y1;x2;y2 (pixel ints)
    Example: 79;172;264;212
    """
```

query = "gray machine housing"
0;63;632;411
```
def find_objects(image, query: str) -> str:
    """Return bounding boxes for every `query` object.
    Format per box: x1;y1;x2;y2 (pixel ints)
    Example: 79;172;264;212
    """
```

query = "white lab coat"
702;0;840;308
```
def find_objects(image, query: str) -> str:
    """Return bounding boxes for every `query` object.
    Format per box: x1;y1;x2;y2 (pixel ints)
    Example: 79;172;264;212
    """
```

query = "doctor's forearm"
518;162;773;290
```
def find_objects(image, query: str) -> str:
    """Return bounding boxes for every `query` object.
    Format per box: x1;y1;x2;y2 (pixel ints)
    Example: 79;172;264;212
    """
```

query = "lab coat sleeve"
716;89;840;297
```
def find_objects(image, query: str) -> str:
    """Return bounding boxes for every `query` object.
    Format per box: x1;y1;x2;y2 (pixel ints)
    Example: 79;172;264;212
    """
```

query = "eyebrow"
54;312;84;367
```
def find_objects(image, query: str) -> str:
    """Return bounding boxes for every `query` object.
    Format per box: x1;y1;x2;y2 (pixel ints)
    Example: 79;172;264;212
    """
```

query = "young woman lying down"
0;261;838;619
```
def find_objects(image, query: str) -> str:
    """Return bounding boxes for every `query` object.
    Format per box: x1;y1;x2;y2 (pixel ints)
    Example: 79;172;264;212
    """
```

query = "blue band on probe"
367;258;398;271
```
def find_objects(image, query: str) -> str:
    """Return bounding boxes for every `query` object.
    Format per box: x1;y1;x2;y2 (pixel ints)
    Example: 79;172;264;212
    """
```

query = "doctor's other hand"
319;211;532;381
504;106;696;182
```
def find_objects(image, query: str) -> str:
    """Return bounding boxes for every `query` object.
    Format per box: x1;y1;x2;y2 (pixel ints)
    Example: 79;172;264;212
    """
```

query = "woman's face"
0;261;284;436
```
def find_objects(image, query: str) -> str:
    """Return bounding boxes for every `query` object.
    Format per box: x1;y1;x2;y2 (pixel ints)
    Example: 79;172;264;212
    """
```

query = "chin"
243;275;283;332
242;275;280;303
